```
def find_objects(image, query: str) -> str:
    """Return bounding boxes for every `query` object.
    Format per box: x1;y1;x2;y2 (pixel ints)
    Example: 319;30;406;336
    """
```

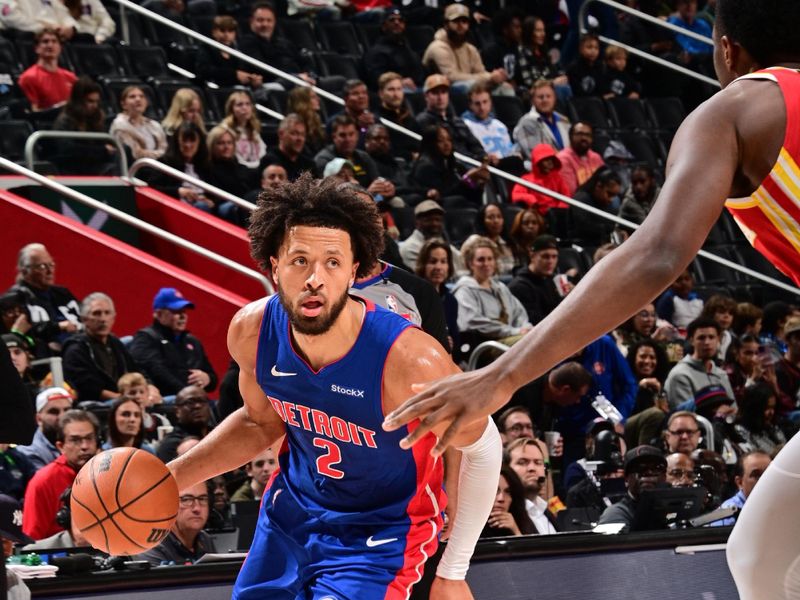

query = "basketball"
70;447;179;555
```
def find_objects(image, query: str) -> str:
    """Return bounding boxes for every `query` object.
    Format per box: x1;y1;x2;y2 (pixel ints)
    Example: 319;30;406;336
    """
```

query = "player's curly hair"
717;0;800;66
249;173;384;278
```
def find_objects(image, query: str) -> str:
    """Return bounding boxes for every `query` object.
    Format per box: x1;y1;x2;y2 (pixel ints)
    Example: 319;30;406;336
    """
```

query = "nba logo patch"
593;361;605;375
385;295;398;313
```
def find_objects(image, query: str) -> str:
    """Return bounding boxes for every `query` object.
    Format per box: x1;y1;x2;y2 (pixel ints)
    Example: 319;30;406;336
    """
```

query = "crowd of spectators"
4;0;798;586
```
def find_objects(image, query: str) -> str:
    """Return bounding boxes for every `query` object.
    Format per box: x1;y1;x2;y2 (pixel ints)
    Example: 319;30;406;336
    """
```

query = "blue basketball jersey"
255;294;445;528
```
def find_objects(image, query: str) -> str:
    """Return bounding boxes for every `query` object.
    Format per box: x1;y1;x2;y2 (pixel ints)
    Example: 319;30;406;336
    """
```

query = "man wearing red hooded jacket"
511;144;570;215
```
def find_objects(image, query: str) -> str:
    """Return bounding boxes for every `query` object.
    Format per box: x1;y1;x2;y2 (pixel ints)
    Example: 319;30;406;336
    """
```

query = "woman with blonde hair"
109;86;167;160
222;90;266;170
287;86;325;156
162;88;207;137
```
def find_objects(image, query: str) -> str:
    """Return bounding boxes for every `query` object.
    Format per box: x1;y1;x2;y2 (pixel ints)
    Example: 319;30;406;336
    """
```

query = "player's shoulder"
227;296;274;360
385;326;458;379
230;296;273;332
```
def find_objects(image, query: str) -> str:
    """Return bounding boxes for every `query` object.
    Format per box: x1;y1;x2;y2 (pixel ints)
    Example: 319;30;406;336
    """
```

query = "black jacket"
9;281;81;353
508;270;563;326
206;158;258;200
62;333;140;402
239;32;310;81
259;147;318;182
362;34;426;89
377;104;421;162
409;154;480;205
128;321;218;396
415;108;485;160
195;43;245;87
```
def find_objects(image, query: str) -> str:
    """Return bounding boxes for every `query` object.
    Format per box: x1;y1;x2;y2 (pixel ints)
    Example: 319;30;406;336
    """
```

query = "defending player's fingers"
383;383;439;432
431;414;464;457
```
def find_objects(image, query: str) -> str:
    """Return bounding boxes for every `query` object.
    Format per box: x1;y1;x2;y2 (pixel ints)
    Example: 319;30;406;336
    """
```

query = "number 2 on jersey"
313;438;344;479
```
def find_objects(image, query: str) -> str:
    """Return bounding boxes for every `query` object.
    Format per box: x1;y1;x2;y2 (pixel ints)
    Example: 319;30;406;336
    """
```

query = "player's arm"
384;91;743;454
168;299;286;491
385;329;502;593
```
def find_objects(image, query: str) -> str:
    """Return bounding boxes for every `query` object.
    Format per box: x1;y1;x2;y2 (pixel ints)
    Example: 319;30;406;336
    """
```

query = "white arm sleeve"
436;418;502;580
727;433;800;600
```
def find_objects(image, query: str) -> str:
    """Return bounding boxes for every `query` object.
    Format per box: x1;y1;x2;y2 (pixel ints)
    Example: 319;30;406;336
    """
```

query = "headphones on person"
56;487;72;530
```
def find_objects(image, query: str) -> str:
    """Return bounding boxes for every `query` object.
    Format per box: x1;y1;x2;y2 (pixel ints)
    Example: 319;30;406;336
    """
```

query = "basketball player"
168;174;501;599
381;2;800;598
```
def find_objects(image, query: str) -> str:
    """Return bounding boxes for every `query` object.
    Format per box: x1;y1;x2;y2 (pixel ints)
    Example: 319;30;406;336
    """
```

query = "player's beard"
279;288;350;336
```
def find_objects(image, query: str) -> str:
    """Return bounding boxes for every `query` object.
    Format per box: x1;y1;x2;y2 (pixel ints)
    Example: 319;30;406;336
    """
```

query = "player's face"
493;474;512;512
59;420;98;470
115;400;142;438
272;226;358;336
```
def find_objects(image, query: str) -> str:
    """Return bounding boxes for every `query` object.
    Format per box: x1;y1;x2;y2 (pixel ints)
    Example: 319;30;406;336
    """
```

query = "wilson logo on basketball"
146;528;170;544
98;454;113;473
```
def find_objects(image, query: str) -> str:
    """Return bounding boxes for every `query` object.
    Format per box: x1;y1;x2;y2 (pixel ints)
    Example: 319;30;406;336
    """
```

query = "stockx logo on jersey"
331;384;364;398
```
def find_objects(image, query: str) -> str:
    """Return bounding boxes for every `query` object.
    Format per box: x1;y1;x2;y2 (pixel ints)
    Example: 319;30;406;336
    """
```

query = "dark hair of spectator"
213;15;238;31
733;302;763;336
249;173;384;278
701;294;738;320
549;361;593;391
521;16;545;53
250;1;275;17
57;410;100;444
632;163;655;179
106;397;145;449
492;8;523;38
725;332;759;363
575;167;622;196
474;202;506;238
62;77;105;132
63;0;82;19
415;239;454;282
626;339;670;383
568;121;593;137
343;79;367;98
419;125;457;171
716;0;800;67
467;81;492;100
164;121;208;169
509;208;545;258
733;449;771;478
761;301;792;337
499;465;536;535
687;316;722;339
330;114;357;136
738;382;776;434
579;32;600;46
495;405;531;433
35;28;60;45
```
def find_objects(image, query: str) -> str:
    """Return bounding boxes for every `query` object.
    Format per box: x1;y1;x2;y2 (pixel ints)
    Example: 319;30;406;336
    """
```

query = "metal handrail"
0;157;274;294
25;131;130;176
113;0;799;294
129;158;257;212
467;341;510;371
578;0;720;88
31;357;64;387
582;0;713;45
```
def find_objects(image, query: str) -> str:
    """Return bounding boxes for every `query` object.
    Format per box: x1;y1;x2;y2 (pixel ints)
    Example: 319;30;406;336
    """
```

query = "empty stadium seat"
67;44;126;79
645;96;686;133
317;22;362;56
617;130;665;169
406;25;435;57
355;23;381;49
0;119;34;162
567;96;616;130
605;97;652;130
315;52;362;81
117;46;172;81
279;19;320;52
492;95;526;132
445;207;478;245
0;37;23;76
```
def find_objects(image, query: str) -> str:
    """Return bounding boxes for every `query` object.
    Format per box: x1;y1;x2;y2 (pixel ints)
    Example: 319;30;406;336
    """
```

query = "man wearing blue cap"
129;288;217;396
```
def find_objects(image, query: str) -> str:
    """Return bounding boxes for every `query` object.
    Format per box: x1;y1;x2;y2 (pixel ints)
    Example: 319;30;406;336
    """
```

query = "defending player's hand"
382;367;514;456
429;577;476;600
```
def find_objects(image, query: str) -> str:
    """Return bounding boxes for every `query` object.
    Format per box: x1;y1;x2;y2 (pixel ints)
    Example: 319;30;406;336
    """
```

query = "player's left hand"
429;577;475;600
382;367;514;455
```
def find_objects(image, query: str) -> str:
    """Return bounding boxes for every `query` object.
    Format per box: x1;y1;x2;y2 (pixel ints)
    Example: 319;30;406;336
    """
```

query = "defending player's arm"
385;86;749;454
384;328;502;593
168;299;286;491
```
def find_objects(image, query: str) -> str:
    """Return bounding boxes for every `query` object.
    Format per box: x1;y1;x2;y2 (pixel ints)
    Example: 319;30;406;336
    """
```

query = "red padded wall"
134;187;268;301
0;189;249;390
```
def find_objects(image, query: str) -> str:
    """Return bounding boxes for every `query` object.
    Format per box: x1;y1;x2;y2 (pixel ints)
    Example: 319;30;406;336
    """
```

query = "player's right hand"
382;367;514;456
430;577;475;600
